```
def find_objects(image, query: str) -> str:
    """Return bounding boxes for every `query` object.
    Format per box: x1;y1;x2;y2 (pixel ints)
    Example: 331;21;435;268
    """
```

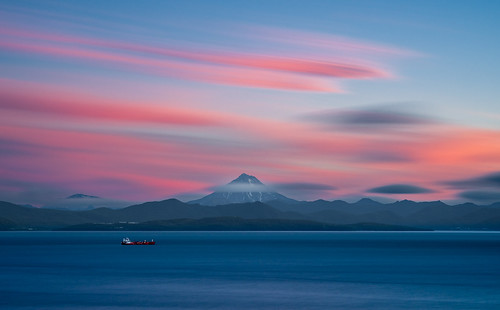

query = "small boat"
121;237;156;245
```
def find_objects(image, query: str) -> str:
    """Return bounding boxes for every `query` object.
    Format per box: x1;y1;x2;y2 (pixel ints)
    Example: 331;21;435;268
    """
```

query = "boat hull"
121;240;156;245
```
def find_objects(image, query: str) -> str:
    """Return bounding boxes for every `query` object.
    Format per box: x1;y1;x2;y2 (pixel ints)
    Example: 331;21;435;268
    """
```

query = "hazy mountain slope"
0;201;103;228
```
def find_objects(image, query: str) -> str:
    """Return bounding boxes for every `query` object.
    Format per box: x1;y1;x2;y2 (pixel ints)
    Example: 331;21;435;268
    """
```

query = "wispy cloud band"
0;24;400;92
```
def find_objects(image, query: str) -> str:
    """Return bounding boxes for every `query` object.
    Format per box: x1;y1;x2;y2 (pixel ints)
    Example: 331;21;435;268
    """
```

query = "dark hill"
0;199;303;229
0;201;103;229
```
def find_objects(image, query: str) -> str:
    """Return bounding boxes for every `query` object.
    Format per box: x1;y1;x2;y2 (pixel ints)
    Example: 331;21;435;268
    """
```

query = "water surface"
1;231;499;309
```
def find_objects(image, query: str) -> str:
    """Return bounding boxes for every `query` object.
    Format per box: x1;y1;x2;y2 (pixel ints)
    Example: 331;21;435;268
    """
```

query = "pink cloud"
0;78;316;142
0;27;390;79
4;82;497;177
416;125;500;166
0;123;214;199
0;79;223;127
2;83;498;203
245;25;421;57
2;115;499;202
0;120;310;200
0;24;399;92
0;40;337;92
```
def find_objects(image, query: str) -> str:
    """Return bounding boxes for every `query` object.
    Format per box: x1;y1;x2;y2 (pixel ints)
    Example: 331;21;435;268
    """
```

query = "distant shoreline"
19;217;432;232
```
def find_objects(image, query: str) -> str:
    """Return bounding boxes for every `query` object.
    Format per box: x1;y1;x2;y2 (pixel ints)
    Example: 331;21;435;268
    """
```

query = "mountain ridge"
2;197;500;231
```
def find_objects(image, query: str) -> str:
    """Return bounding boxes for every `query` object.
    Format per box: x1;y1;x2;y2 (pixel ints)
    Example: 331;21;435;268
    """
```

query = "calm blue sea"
1;231;499;310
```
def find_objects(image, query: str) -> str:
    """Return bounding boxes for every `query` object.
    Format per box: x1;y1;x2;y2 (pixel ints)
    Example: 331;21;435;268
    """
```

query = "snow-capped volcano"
229;173;262;184
189;173;294;206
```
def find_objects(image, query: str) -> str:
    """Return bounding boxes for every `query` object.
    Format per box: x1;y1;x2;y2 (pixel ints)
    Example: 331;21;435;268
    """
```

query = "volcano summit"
189;173;293;206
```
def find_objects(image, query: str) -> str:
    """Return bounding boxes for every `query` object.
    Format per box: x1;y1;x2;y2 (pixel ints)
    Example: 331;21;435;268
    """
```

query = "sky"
0;0;499;206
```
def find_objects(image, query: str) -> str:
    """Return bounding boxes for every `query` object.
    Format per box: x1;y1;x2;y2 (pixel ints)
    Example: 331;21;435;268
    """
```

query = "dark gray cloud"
367;184;433;194
333;110;427;126
354;150;414;163
43;197;132;210
443;172;500;202
458;191;500;201
0;179;64;205
303;104;433;130
445;172;500;189
272;182;337;201
272;182;336;191
209;183;269;193
208;182;335;193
